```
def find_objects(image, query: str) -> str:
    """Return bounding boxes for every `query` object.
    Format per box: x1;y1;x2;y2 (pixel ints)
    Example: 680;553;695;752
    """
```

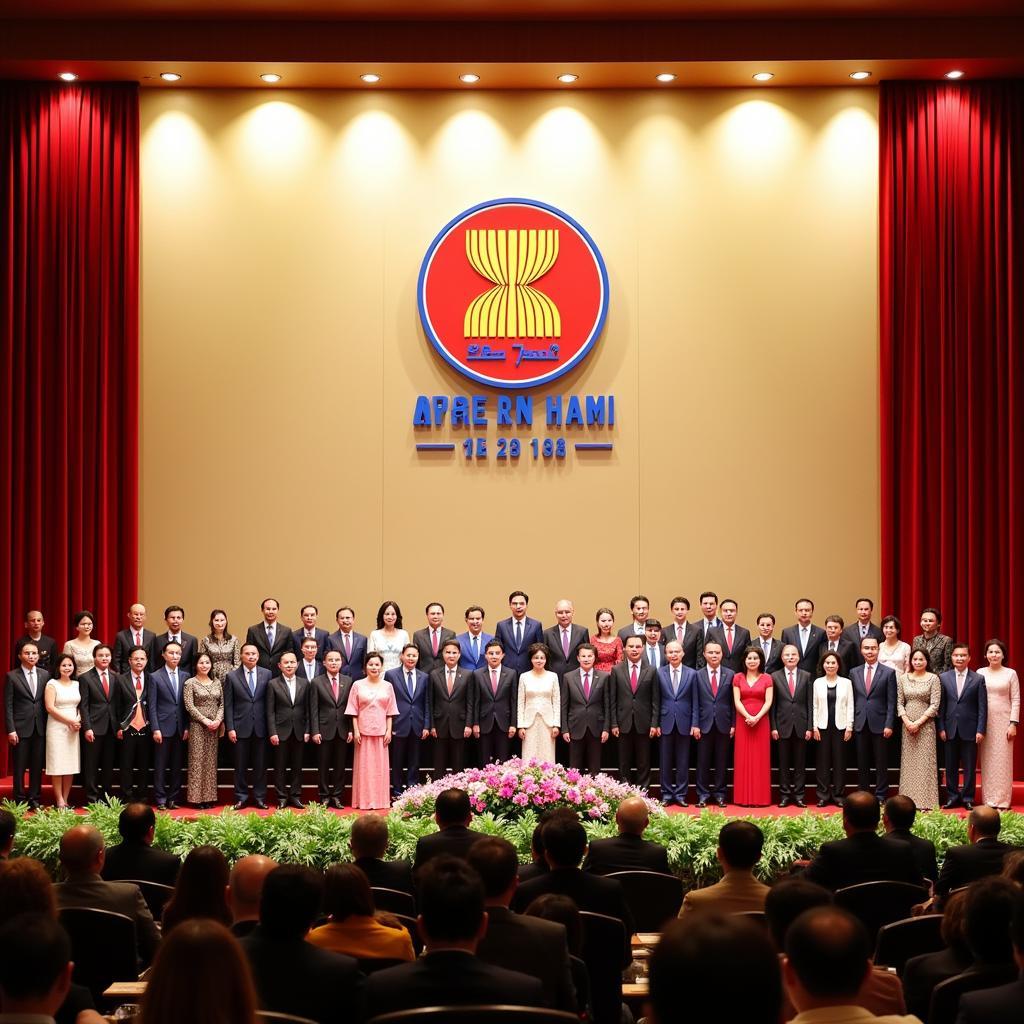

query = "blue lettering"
566;396;584;426
432;396;449;426
471;395;487;425
585;395;606;425
545;396;562;426
497;396;512;425
452;396;470;426
413;396;431;427
608;395;615;425
515;395;533;426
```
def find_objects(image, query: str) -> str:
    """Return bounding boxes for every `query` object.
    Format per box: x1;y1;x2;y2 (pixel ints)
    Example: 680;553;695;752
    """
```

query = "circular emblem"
418;198;609;389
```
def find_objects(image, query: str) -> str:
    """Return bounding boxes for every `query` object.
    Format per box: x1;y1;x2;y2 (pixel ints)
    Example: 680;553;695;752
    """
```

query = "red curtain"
1;82;139;775
880;81;1024;779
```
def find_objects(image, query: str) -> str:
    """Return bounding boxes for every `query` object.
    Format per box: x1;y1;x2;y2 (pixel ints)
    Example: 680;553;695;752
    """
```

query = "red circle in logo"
418;198;609;389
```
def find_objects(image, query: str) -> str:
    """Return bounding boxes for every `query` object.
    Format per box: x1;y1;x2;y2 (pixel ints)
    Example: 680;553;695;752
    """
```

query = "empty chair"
606;870;683;932
369;1007;579;1024
371;886;416;917
874;915;944;974
123;879;175;920
58;907;138;1000
834;881;929;939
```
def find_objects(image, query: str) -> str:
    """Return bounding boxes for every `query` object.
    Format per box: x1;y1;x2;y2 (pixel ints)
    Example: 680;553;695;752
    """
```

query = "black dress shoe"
942;798;961;809
254;800;268;810
329;797;344;810
288;797;305;809
27;801;41;811
277;800;287;810
697;801;707;809
817;799;829;808
155;803;167;810
233;801;248;811
166;801;179;810
795;798;806;808
714;797;727;807
778;797;792;808
962;800;974;810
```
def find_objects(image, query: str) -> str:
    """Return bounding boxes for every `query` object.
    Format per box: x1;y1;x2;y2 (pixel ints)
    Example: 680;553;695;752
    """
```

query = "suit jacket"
428;665;475;737
115;669;151;731
817;636;860;676
148;666;188;736
617;622;649;643
780;623;826;675
366;949;544;1015
324;630;368;681
457;631;494;671
752;636;784;675
297;657;324;684
644;642;666;671
266;674;309;740
476;906;576;1011
495;616;544;675
4;666;50;736
850;662;897;732
241;926;365;1024
813;676;855;731
55;876;161;965
657;664;700;735
11;633;58;672
78;667;120;735
223;665;271;738
803;831;924;890
151;632;198;676
679;871;770;915
291;626;329;660
902;946;973;1021
113;628;156;674
354;856;415;895
101;840;181;887
935;837;1014;896
561;668;611;738
957;976;1024;1024
245;621;294;672
472;665;518;733
542;623;591;678
695;665;736;733
768;667;813;738
695;617;724;668
661;622;701;668
711;624;753;673
842;621;885;668
583;834;671;875
609;659;660;733
412;626;457;676
938;669;987;738
882;829;938;883
413;825;485;871
309;672;354;741
386;666;431;736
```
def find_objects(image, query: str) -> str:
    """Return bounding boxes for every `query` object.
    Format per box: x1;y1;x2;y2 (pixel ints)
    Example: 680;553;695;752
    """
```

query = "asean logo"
418;198;610;389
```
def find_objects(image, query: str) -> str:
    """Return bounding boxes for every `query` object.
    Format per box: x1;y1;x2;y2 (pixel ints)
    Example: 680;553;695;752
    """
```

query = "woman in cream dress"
978;638;1019;810
517;643;560;763
45;654;82;807
878;615;911;674
63;610;101;678
368;601;410;673
812;652;854;806
896;648;941;810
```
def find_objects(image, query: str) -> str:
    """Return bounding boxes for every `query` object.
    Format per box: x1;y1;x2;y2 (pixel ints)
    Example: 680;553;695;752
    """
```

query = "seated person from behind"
0;916;75;1024
935;805;1015;899
227;855;278;939
583;796;671;875
100;802;181;886
412;787;484;871
350;812;414;895
679;820;769;917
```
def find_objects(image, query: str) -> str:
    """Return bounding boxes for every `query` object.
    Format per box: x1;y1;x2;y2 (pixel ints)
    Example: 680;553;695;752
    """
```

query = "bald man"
228;854;279;938
542;600;590;680
582;796;671;875
113;604;156;674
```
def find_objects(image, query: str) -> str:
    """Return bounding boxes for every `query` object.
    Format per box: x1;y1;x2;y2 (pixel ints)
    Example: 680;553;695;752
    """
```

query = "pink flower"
512;793;529;806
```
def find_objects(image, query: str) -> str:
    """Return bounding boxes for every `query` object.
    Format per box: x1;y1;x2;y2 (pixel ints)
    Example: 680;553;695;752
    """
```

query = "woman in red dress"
732;646;774;806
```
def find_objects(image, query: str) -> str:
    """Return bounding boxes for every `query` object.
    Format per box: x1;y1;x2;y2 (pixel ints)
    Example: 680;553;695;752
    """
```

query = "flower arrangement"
392;757;660;822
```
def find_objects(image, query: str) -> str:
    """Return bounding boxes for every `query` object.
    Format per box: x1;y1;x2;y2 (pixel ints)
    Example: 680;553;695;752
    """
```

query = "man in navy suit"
542;599;590;679
780;598;825;676
152;605;198;676
695;640;736;807
386;643;430;798
291;604;329;661
939;642;987;809
657;640;699;806
4;640;49;808
324;606;367;682
224;642;271;809
561;644;611;776
841;598;885;669
850;636;897;799
296;636;323;684
495;591;543;677
310;649;354;808
457;606;493;671
472;639;518;765
148;641;189;809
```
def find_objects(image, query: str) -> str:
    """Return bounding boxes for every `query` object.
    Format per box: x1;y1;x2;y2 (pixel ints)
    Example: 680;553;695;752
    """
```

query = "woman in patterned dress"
896;647;941;810
199;609;241;683
62;610;101;678
978;638;1019;810
591;608;623;674
184;653;224;808
368;601;410;673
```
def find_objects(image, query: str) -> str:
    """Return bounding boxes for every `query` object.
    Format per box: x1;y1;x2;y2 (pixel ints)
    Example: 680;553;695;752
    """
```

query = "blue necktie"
407;672;415;699
472;636;479;663
247;670;255;697
515;621;523;649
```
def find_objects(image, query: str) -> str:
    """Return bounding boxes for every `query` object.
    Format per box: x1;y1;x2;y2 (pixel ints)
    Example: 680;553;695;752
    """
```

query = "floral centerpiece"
392;757;660;822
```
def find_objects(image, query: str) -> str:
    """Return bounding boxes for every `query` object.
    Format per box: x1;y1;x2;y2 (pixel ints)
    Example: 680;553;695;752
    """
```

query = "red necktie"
788;670;795;697
864;664;873;694
711;670;718;697
134;631;141;646
630;664;638;693
432;631;439;656
583;673;591;699
726;627;734;653
101;670;109;698
491;669;499;695
331;676;339;701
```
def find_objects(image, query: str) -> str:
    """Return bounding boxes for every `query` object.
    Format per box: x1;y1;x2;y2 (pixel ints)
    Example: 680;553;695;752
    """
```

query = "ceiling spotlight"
259;73;282;83
752;72;774;82
849;71;872;80
460;74;480;84
557;74;579;84
656;73;677;83
160;72;182;82
58;72;78;82
360;74;381;84
945;70;965;79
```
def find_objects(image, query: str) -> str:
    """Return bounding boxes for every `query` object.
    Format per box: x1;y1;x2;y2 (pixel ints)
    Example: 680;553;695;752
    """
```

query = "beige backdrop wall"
139;87;879;641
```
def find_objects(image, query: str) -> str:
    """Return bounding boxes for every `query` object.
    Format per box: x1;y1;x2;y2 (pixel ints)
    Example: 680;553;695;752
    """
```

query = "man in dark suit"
267;651;309;808
148;640;189;809
310;649;353;808
112;603;156;674
457;605;494;671
151;605;197;676
350;813;415;894
716;598;752;674
472;639;518;765
841;598;885;669
413;788;485;871
429;639;474;774
753;612;783;675
657;640;699;806
241;865;365;1024
367;856;544;1014
324;606;367;682
881;795;938;882
617;594;652;642
662;596;701;668
583;796;671;874
610;634;660;791
116;644;152;801
770;644;813;807
803;791;923;890
10;609;58;673
412;601;457;677
295;635;323;685
4;640;49;808
940;642;987;808
935;805;1014;897
780;598;825;676
291;604;329;660
228;854;278;938
495;590;544;677
78;643;121;803
694;640;735;808
956;895;1024;1024
386;643;430;798
695;591;724;669
643;620;665;671
816;615;859;677
469;836;577;1010
543;599;591;679
245;597;293;672
224;643;271;809
849;636;897;800
561;643;611;776
101;802;181;885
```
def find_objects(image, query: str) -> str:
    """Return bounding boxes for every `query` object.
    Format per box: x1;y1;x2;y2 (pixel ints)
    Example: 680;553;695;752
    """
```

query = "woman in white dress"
62;609;101;678
517;643;560;763
877;615;911;674
45;653;82;807
368;600;410;672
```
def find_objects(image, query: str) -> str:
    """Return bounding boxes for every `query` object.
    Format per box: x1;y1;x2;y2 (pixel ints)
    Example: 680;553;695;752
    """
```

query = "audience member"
518;807;578;882
935;805;1014;898
881;795;938;882
956;883;1024;1022
583;796;670;875
160;845;231;934
902;890;971;1021
412;788;484;870
0;916;73;1024
1003;849;1024;886
100;803;181;886
349;813;414;895
679;820;769;916
228;854;278;938
0;808;15;859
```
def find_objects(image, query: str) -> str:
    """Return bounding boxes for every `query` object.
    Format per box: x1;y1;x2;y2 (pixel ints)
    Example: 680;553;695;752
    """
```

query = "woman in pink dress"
732;646;773;806
591;608;623;674
345;652;398;809
979;638;1019;810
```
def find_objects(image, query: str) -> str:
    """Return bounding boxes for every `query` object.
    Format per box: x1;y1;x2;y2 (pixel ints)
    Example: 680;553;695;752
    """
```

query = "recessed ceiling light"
945;70;965;79
459;74;480;84
160;73;182;82
58;72;78;82
557;74;579;84
752;72;774;82
259;74;282;83
360;74;381;84
849;71;872;80
656;73;677;83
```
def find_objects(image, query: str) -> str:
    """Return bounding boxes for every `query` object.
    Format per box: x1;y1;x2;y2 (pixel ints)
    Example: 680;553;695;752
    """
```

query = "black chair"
733;910;768;928
356;957;408;975
568;954;592;1020
371;886;416;917
928;964;1019;1024
606;870;683;931
874;915;944;974
393;913;423;955
257;1013;318;1024
579;911;627;1024
123;879;175;920
58;907;138;1000
369;1007;579;1024
834;881;929;939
